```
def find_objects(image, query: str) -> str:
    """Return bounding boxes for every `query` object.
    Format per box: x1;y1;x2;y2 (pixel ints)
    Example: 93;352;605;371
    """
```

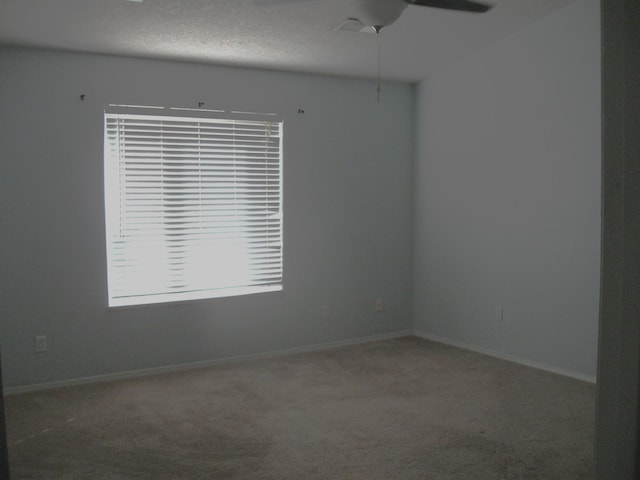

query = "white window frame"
104;105;283;307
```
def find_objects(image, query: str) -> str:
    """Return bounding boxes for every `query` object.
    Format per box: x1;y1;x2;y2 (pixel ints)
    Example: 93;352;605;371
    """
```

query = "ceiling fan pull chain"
376;28;382;102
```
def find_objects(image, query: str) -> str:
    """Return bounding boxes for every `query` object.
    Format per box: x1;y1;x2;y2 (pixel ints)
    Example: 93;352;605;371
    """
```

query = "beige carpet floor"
5;337;595;479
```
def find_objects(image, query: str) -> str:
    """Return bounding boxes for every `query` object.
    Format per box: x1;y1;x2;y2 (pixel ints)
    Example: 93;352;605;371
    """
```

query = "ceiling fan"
350;0;492;32
259;0;492;31
342;0;492;100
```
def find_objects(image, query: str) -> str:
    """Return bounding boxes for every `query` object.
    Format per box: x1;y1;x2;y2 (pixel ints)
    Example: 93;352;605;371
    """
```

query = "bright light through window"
104;106;283;307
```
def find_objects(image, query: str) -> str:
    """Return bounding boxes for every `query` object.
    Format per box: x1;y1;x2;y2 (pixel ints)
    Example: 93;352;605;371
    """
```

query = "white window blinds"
104;107;283;307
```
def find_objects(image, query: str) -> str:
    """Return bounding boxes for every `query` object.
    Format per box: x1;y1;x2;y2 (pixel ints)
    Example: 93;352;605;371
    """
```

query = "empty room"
1;0;635;478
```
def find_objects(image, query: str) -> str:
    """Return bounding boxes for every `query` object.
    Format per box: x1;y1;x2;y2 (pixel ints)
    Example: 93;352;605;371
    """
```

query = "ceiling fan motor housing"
353;0;408;29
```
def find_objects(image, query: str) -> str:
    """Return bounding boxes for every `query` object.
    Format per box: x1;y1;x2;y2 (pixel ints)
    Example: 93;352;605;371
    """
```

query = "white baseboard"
413;330;596;384
6;329;593;395
4;330;413;396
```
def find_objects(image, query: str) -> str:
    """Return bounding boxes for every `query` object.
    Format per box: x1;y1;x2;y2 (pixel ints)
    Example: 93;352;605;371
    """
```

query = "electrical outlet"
35;335;47;353
375;298;384;313
321;305;330;320
496;306;504;322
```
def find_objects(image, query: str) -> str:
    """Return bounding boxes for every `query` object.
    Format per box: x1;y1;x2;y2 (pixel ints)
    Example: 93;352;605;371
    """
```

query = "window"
104;106;283;307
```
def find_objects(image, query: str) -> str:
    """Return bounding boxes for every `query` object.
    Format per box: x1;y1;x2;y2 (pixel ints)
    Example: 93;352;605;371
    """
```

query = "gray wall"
0;49;414;389
413;0;601;378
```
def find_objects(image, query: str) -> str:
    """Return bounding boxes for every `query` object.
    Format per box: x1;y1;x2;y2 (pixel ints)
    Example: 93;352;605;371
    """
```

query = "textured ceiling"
0;0;575;82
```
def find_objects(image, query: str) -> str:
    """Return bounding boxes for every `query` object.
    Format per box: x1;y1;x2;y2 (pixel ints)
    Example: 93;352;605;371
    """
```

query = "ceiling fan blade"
405;0;492;13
